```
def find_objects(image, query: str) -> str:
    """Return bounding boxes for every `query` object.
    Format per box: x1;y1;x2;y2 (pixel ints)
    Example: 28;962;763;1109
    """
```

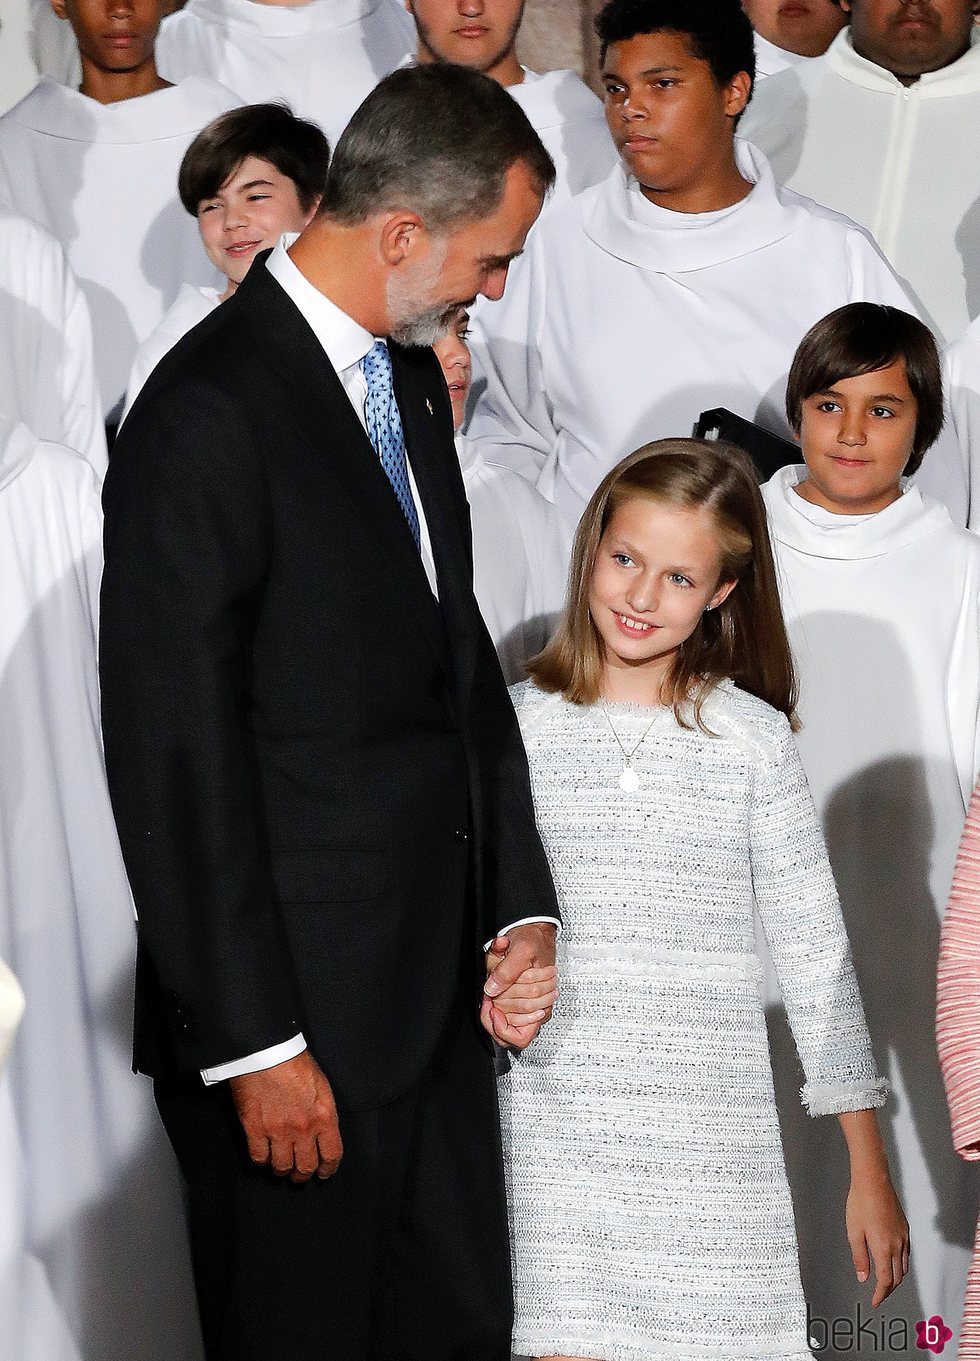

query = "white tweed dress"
501;679;887;1361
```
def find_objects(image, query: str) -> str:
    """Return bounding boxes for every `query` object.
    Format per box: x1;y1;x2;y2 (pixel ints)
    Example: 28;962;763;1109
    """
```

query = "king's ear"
378;211;427;267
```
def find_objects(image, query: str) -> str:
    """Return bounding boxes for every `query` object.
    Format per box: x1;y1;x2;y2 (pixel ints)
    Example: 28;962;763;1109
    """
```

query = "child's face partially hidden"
589;496;737;704
795;359;918;516
431;310;472;432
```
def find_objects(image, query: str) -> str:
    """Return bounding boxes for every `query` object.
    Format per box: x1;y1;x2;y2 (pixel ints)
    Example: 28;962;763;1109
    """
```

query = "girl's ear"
707;578;738;612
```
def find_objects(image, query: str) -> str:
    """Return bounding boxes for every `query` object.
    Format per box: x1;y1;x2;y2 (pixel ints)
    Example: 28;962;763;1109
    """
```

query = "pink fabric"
938;782;980;1355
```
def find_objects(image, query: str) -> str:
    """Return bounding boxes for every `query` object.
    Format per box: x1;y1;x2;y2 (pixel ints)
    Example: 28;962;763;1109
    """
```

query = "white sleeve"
750;718;888;1116
60;249;108;479
201;1032;307;1086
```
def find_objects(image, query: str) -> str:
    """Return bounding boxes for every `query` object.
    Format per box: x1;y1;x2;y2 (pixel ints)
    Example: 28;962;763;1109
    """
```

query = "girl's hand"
845;1170;910;1307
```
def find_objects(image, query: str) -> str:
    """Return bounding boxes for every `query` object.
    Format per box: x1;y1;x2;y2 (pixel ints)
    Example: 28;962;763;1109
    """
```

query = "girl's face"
589;496;737;702
795;359;918;515
431;310;472;431
197;155;319;291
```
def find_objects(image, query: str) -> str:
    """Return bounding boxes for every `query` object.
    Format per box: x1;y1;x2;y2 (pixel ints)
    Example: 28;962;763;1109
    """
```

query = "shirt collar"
265;233;376;374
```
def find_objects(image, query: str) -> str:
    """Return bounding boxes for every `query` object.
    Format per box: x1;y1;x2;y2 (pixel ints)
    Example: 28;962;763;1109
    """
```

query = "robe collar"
175;0;390;38
582;138;805;273
826;25;980;98
507;68;604;133
763;464;953;559
8;76;231;142
753;33;813;81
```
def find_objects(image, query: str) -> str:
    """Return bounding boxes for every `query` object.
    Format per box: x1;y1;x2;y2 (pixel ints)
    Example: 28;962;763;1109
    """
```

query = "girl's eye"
199;203;219;215
247;194;271;203
816;400;841;413
654;78;678;89
669;573;692;587
613;553;634;567
603;84;626;100
871;406;895;418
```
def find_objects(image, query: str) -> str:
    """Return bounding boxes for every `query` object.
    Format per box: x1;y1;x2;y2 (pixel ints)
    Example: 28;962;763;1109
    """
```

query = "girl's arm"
838;1108;910;1307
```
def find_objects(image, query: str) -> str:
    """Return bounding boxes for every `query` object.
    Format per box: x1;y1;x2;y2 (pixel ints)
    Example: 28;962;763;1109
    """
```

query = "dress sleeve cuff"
801;1077;890;1118
483;916;562;952
201;1033;307;1086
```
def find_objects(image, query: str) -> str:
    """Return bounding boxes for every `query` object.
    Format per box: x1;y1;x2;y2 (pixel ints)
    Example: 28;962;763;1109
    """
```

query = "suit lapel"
239;265;455;683
390;341;480;708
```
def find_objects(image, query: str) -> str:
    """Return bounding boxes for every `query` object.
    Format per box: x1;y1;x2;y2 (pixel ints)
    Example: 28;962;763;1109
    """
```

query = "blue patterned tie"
360;341;421;550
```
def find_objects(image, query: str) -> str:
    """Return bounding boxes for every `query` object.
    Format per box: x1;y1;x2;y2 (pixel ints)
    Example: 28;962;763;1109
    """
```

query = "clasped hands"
230;923;558;1184
481;921;559;1050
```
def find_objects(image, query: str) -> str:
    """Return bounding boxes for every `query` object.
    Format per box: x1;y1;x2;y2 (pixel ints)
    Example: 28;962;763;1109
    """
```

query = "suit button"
455;828;469;843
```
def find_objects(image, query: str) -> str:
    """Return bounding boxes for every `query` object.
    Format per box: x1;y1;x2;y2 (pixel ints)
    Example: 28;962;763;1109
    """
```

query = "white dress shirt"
203;238;557;1084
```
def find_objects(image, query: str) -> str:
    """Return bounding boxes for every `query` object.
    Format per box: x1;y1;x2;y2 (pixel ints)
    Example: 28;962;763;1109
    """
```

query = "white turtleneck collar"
826;23;980;98
582;138;808;272
763;463;953;559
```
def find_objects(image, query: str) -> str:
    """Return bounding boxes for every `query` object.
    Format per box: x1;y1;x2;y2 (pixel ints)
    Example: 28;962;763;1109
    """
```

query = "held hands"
481;922;558;1050
845;1167;910;1307
229;1050;343;1184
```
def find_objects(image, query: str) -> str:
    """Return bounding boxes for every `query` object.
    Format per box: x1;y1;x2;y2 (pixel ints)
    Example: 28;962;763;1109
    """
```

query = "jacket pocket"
271;847;388;904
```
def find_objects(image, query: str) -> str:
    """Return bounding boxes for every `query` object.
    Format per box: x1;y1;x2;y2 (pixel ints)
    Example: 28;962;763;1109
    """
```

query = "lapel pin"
425;398;434;415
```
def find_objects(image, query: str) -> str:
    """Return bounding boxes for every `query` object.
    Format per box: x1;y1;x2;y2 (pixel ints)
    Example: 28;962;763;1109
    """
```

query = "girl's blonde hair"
529;438;798;730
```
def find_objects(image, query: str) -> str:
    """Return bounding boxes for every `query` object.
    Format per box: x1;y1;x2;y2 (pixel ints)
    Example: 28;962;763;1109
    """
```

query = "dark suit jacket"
99;258;558;1111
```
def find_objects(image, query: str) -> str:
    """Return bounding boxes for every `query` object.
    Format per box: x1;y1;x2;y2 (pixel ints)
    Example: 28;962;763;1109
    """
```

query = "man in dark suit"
99;65;559;1361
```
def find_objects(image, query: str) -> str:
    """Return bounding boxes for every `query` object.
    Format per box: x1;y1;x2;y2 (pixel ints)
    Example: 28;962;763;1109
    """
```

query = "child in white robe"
743;0;847;80
0;209;105;475
499;436;907;1361
763;302;980;1340
431;310;566;683
123;102;328;420
467;0;967;529
402;0;615;206
157;0;414;147
0;0;239;416
0;411;201;1361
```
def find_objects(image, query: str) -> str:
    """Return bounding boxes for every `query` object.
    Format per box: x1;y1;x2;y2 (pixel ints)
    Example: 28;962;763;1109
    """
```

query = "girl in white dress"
498;437;909;1361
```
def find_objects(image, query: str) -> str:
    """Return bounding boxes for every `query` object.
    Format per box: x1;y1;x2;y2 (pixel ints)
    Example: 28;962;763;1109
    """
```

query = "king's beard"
386;240;472;348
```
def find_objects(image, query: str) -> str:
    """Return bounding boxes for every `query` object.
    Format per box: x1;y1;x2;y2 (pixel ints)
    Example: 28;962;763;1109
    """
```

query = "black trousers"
154;1005;513;1361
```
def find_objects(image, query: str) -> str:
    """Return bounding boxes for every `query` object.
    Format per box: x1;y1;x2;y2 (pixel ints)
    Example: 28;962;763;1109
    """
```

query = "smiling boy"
122;101;329;418
763;301;980;1340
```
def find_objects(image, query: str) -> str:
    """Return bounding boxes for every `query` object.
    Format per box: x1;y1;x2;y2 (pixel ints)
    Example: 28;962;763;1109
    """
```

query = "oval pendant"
619;765;641;793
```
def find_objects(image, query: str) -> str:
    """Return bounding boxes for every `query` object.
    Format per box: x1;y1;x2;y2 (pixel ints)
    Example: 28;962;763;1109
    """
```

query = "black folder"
694;408;801;484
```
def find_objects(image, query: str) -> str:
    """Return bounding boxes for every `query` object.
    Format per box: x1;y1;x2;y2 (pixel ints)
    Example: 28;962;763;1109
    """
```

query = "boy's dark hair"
595;0;756;91
320;64;555;230
786;303;944;475
179;103;330;215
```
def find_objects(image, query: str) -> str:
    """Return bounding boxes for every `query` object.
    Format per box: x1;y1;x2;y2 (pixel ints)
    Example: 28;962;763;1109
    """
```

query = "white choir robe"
157;0;414;146
741;29;980;342
0;958;24;1072
0;413;202;1361
122;282;221;422
0;76;240;415
761;465;980;1344
457;433;567;684
0;210;105;476
946;315;980;530
752;30;815;81
466;138;966;528
500;69;615;207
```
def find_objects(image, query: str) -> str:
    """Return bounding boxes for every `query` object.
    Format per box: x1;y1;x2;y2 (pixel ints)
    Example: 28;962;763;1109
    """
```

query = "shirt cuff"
483;917;562;952
201;1033;307;1086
